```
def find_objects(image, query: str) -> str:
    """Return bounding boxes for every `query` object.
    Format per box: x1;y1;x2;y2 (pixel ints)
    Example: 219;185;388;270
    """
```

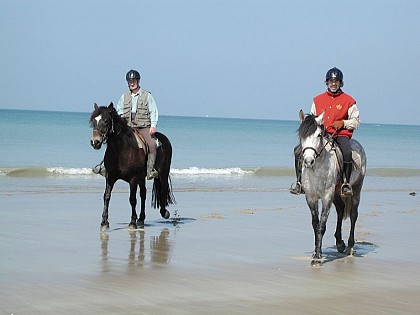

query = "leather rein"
302;129;338;159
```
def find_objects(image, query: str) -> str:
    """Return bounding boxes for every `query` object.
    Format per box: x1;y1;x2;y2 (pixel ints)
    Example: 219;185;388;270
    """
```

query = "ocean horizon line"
0;108;418;127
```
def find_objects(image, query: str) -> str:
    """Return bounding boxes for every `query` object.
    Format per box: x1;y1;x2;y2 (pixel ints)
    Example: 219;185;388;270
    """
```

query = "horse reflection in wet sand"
100;228;172;272
297;111;366;266
90;103;175;230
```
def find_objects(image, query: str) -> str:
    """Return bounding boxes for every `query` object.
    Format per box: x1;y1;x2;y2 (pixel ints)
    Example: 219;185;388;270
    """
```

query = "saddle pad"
331;140;366;179
352;150;366;176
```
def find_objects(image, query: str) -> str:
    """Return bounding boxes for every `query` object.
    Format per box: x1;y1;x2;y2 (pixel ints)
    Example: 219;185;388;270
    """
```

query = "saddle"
133;128;148;154
329;136;365;180
132;128;161;154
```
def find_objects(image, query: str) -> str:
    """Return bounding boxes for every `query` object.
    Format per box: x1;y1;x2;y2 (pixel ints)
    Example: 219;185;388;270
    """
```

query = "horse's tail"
151;132;176;208
152;174;176;208
343;197;352;220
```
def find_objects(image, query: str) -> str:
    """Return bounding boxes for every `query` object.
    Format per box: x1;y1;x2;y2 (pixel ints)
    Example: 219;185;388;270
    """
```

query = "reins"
327;130;344;172
301;129;338;160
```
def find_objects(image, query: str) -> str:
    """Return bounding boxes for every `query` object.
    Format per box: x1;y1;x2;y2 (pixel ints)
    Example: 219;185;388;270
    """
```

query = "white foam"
47;167;94;175
38;166;254;177
170;167;253;176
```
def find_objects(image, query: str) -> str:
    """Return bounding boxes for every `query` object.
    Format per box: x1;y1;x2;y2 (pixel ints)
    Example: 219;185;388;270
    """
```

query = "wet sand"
1;177;420;314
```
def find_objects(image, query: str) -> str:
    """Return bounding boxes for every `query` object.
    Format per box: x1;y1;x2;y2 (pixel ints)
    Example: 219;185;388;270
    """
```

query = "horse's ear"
299;110;305;123
315;112;325;126
108;102;114;110
94;103;98;110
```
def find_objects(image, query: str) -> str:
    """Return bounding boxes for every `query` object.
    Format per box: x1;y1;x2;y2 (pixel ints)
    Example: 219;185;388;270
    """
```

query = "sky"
1;0;419;125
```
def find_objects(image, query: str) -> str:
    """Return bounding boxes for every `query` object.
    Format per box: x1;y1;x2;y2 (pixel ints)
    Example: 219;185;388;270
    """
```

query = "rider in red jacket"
290;67;360;196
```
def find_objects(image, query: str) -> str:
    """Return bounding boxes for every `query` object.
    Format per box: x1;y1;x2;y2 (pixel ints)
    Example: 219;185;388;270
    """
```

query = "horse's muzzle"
302;147;318;168
91;139;102;150
303;155;316;168
91;129;104;150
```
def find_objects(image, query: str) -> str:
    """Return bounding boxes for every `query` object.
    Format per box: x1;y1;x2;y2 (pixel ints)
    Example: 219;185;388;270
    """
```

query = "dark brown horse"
90;103;175;230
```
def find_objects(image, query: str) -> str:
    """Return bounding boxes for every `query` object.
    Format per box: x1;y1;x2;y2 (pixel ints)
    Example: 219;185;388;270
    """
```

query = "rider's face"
326;79;341;93
128;79;139;92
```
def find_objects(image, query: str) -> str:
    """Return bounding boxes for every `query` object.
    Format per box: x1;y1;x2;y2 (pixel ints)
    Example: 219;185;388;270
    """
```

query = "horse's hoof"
311;259;322;267
336;240;346;253
128;223;137;230
346;247;355;256
311;252;323;266
162;210;170;219
136;220;144;229
100;223;109;231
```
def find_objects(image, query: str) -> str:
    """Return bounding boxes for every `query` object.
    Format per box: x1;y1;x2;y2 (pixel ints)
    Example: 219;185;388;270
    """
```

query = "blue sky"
1;0;419;125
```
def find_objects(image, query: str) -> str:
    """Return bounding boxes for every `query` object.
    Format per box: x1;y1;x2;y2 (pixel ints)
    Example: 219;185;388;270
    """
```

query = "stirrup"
289;182;303;195
341;183;353;196
146;169;159;180
92;163;106;177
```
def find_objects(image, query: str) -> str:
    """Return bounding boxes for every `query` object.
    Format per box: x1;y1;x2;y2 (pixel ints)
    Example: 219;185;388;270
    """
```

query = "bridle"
301;129;337;160
302;145;323;159
92;114;115;144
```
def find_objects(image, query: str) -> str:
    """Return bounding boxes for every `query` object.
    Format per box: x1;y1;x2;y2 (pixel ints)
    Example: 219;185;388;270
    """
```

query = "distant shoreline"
1;108;418;126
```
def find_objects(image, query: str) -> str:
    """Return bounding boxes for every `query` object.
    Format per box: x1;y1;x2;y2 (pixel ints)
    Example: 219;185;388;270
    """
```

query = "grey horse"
298;111;366;266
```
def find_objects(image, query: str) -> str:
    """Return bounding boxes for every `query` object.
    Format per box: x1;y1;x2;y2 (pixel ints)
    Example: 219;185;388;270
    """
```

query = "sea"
0;109;419;194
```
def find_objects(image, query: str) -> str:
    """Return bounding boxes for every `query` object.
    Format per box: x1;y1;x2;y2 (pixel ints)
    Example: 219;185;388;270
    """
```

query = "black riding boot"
341;161;353;196
289;157;304;195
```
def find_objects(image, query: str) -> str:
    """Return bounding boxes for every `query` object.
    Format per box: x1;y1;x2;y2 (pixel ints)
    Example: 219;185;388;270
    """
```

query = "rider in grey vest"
117;69;159;180
92;70;159;179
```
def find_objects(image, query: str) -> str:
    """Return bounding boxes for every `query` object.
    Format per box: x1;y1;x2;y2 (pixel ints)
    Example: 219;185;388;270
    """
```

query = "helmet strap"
327;88;343;95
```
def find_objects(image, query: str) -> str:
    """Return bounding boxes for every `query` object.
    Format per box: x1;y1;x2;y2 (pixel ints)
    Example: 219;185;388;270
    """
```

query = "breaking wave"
0;166;418;178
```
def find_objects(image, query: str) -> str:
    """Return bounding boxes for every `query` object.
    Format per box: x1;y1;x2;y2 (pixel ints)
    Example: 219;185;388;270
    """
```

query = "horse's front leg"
136;177;146;228
128;179;138;230
333;196;346;253
101;179;115;231
307;198;321;262
312;199;333;266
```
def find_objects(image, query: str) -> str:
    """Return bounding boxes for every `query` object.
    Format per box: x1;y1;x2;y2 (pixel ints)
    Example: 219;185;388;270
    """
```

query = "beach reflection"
150;228;172;264
100;227;174;273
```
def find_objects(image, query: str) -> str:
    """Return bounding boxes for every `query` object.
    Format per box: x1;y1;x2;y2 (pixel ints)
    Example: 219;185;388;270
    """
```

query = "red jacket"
313;90;356;138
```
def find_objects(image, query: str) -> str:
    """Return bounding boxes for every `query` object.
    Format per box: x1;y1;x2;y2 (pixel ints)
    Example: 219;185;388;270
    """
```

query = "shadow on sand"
311;241;379;266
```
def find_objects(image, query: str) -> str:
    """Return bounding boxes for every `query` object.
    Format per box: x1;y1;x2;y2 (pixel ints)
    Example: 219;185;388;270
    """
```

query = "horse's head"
89;102;116;150
299;112;325;168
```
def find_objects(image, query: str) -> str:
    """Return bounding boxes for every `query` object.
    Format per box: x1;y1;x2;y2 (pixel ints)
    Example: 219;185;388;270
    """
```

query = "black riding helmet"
126;69;141;81
325;67;343;81
325;67;343;83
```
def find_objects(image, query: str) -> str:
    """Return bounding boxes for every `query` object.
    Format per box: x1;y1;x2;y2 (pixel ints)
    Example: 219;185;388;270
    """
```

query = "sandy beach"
1;175;420;314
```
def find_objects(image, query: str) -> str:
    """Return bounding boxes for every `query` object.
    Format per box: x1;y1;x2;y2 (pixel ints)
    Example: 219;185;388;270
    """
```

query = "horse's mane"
109;107;132;135
298;114;319;140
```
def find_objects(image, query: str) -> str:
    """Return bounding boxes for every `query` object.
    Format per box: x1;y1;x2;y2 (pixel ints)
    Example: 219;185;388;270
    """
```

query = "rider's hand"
331;120;344;130
149;127;157;135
